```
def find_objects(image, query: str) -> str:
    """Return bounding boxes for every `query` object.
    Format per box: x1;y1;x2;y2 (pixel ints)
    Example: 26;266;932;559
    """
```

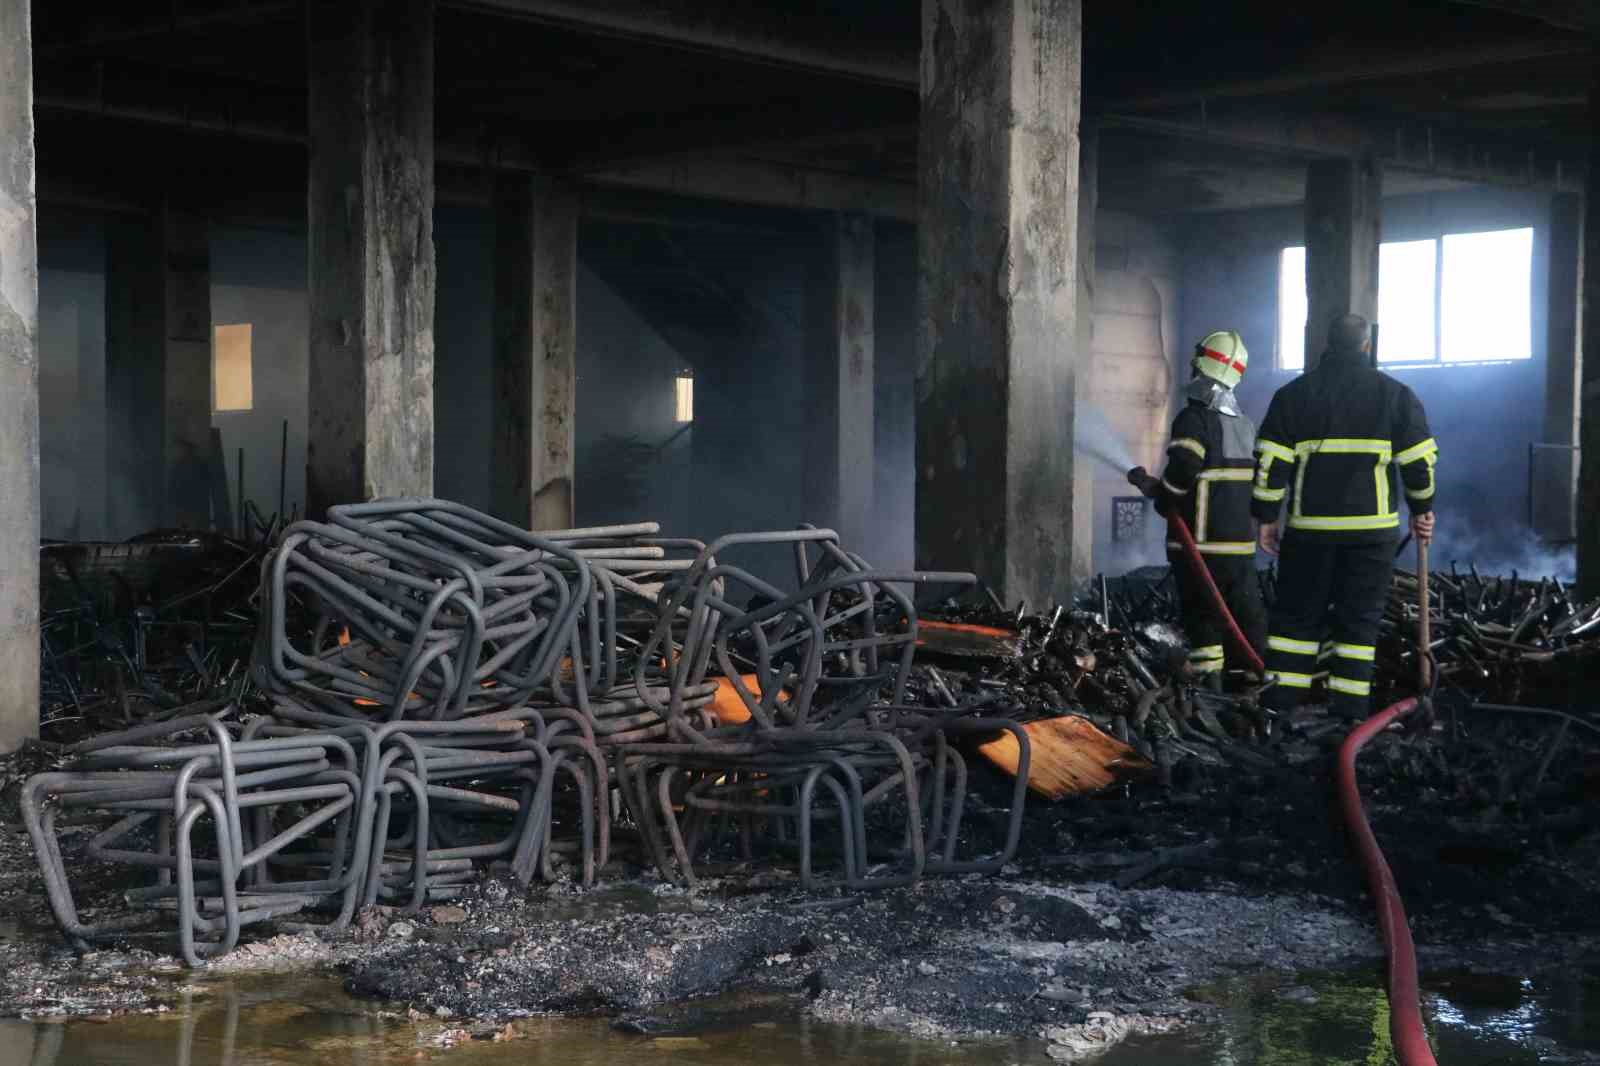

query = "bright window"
1277;247;1307;371
1376;239;1436;363
213;323;253;411
1441;228;1533;362
674;374;694;423
1277;226;1533;369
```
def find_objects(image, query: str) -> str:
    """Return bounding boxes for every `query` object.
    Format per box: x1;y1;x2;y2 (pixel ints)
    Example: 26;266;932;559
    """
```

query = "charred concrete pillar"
162;209;212;528
0;0;39;751
491;173;577;531
917;0;1082;610
1072;126;1098;584
1541;192;1581;542
306;0;435;517
1303;156;1380;367
1579;76;1600;593
804;213;875;553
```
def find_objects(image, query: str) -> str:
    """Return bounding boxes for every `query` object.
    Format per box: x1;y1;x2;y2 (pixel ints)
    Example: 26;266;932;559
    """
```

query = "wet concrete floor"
0;964;1594;1066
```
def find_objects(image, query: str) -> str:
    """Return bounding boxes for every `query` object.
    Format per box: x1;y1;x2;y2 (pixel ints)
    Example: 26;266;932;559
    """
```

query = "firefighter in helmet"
1155;330;1268;686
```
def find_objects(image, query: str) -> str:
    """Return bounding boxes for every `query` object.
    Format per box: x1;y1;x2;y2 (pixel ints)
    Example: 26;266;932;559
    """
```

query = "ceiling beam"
1101;110;1584;190
583;155;915;220
38;3;298;57
446;0;918;87
1445;0;1588;31
1111;36;1591;112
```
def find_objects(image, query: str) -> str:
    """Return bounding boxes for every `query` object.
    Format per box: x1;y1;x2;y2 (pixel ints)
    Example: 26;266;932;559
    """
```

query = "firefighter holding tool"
1140;329;1268;687
1252;313;1437;718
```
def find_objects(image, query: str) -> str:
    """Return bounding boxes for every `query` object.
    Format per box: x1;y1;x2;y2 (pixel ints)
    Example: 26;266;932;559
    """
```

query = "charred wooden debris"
20;509;1598;965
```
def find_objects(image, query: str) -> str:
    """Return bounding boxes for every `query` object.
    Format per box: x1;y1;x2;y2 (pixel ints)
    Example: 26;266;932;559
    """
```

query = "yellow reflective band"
1188;646;1224;661
1267;671;1315;689
1196;542;1257;555
1288;513;1400;531
1395;437;1439;465
1297;438;1392;457
1267;635;1320;656
1190;659;1224;674
1162;478;1189;496
1252;486;1286;502
1197;468;1255;481
1333;643;1376;662
1328;676;1373;696
1171;438;1206;459
1257;439;1295;463
1405;448;1437;501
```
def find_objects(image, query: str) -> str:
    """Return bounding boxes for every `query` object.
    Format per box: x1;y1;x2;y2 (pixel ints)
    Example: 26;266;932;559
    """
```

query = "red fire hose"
1127;465;1436;1064
1337;698;1438;1066
1163;509;1265;674
1125;466;1265;674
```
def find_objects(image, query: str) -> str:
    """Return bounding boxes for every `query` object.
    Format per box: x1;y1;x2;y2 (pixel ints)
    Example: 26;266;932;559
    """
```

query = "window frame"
1275;223;1535;372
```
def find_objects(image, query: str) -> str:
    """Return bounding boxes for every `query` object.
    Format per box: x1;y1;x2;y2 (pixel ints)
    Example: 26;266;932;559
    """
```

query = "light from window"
1441;227;1533;363
213;323;253;412
1376;239;1436;363
674;374;694;423
1277;247;1307;371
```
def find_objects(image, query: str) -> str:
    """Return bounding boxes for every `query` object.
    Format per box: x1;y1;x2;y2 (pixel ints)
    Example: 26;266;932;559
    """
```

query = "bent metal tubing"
1336;697;1438;1066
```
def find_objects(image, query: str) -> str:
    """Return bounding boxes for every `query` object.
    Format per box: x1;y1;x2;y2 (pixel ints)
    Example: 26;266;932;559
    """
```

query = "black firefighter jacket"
1160;400;1258;557
1250;348;1437;541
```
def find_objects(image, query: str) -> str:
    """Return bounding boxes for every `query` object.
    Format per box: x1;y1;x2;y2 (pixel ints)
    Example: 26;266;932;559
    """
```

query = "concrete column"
1071;127;1098;584
804;213;875;553
105;217;165;537
1303;156;1381;366
917;0;1081;609
0;0;39;751
1579;73;1600;593
1541;192;1581;541
162;208;212;527
491;173;577;531
306;0;436;517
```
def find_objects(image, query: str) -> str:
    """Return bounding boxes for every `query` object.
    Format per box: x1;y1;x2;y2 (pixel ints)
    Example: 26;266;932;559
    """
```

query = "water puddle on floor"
1105;967;1600;1064
0;964;1594;1065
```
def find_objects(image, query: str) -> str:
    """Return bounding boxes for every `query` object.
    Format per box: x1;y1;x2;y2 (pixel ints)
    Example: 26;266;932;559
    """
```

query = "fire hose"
1129;465;1437;1065
1126;466;1263;674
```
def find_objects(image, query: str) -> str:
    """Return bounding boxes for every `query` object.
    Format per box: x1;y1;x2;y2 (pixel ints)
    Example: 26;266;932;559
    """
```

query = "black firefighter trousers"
1263;534;1393;717
1172;553;1267;681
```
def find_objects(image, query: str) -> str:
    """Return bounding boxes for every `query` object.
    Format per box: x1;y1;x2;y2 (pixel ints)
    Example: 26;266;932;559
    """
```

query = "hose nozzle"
1127;466;1159;498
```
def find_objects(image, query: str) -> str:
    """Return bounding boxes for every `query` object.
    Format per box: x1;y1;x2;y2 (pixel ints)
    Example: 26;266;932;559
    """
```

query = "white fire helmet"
1193;330;1248;389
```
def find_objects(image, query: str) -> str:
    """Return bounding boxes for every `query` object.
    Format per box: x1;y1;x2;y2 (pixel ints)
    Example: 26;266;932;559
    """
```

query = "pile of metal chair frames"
23;498;1031;965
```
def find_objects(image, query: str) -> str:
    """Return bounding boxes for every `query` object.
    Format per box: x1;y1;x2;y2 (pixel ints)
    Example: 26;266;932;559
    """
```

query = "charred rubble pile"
911;562;1599;876
15;502;1034;964
13;506;1599;964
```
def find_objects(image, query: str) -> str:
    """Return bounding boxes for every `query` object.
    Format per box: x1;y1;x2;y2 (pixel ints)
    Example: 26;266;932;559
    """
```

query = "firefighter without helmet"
1194;330;1248;389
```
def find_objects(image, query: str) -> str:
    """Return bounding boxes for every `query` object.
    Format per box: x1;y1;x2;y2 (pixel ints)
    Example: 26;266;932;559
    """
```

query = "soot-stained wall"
1083;209;1184;576
40;197;1179;593
210;224;309;530
37;211;107;541
1179;187;1559;576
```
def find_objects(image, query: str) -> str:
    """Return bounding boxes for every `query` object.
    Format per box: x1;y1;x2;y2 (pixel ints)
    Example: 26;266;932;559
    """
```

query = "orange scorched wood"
978;716;1152;800
710;675;789;724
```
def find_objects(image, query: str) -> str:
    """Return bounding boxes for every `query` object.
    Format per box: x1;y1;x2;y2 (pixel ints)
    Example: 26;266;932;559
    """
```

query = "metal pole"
1417;536;1431;691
